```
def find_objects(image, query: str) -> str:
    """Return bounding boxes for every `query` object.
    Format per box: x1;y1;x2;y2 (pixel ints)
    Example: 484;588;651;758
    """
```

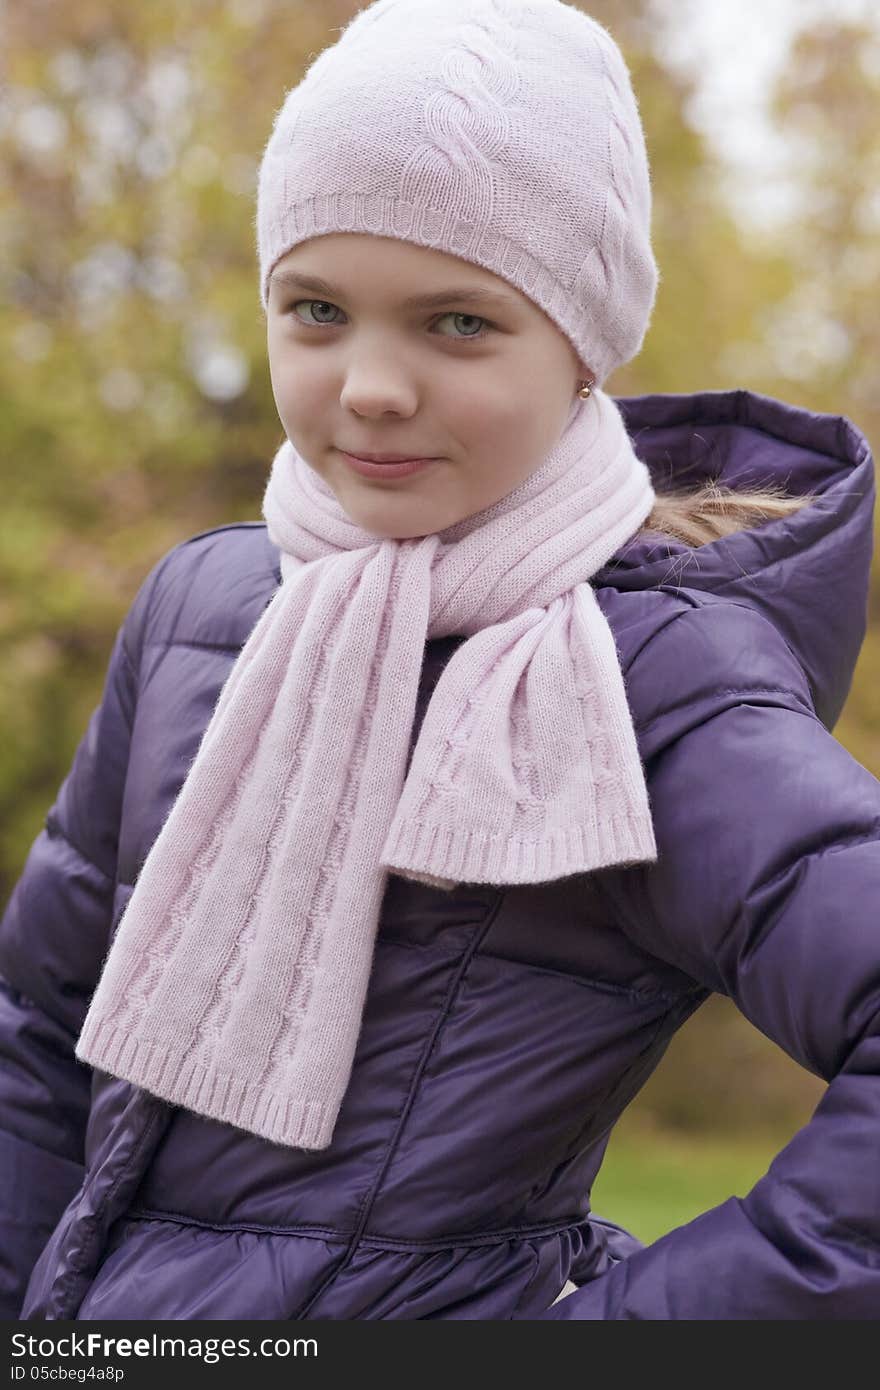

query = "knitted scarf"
75;387;658;1150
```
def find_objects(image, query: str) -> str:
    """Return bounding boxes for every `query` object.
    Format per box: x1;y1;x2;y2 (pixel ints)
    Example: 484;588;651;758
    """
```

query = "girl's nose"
340;365;418;418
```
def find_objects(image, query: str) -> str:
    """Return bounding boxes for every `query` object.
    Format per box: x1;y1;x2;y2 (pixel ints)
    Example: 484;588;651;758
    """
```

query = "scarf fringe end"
383;805;658;885
75;1019;337;1151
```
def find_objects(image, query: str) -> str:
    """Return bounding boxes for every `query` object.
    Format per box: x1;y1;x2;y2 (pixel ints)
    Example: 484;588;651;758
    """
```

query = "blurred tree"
578;0;802;398
1;1;331;869
764;19;880;766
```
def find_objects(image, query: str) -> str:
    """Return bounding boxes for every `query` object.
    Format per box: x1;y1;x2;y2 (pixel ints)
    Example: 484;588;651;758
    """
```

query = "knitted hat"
255;0;659;388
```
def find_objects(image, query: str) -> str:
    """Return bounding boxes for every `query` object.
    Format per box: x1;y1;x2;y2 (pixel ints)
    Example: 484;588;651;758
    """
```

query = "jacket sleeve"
535;602;880;1320
0;558;164;1319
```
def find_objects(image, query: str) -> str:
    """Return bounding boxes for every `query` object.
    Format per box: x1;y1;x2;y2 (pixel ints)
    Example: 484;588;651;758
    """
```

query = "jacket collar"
596;389;875;730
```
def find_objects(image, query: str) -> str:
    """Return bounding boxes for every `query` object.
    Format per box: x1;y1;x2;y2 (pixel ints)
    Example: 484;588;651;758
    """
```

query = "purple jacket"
3;389;878;1321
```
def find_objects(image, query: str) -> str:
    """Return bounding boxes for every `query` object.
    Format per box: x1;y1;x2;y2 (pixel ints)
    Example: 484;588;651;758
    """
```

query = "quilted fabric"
2;387;877;1320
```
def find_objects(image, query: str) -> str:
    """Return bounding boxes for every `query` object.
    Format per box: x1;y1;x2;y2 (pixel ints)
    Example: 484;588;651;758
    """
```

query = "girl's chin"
331;488;444;535
341;505;448;541
352;517;442;541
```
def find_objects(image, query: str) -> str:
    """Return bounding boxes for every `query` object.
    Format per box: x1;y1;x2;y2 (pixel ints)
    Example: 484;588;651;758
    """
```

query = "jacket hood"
595;389;876;731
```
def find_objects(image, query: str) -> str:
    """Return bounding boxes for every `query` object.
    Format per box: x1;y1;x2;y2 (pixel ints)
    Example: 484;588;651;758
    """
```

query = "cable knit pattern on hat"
255;0;659;386
76;389;658;1149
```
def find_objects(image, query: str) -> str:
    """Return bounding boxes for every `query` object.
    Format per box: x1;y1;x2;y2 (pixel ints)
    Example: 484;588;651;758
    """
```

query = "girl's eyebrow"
269;269;519;312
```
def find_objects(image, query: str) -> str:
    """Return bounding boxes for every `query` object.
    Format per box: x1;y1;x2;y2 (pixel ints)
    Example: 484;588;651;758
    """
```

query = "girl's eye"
289;300;492;341
292;299;343;327
433;311;491;341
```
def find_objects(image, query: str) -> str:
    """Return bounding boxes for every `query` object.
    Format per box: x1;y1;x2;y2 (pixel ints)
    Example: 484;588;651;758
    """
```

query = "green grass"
590;1118;781;1244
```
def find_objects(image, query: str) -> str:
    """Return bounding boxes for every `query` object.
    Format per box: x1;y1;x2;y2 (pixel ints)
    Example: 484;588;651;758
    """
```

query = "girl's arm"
0;561;163;1319
534;602;880;1320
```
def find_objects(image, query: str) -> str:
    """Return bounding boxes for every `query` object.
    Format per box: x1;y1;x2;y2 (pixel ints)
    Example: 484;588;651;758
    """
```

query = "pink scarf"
75;388;658;1150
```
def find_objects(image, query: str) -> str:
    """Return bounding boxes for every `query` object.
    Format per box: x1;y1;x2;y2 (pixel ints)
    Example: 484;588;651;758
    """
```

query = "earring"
576;378;594;399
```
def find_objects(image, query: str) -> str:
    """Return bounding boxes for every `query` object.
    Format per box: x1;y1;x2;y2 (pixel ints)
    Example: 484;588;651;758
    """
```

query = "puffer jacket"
2;388;878;1321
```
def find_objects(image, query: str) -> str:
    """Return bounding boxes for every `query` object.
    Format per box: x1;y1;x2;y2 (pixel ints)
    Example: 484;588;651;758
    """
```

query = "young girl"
2;0;878;1321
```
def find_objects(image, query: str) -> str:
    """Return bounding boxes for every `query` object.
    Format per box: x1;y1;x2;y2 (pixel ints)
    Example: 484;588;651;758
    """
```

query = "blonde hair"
633;477;819;548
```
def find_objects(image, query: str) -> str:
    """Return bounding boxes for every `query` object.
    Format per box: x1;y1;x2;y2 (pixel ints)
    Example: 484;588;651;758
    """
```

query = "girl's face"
266;233;588;539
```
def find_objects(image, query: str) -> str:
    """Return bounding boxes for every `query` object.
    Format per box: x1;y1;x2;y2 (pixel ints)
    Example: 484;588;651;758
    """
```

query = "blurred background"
2;0;878;1243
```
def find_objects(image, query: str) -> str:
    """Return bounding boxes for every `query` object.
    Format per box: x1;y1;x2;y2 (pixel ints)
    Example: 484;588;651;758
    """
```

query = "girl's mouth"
339;451;440;479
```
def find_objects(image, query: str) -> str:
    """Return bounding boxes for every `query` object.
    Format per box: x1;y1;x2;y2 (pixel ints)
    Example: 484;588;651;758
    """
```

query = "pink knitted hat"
255;0;659;387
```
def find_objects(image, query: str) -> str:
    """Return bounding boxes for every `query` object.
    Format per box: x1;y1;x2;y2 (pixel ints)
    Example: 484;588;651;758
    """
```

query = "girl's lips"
339;450;439;479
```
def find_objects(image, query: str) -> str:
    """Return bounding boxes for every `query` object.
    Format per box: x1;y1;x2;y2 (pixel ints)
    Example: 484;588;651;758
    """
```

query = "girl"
2;0;878;1320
